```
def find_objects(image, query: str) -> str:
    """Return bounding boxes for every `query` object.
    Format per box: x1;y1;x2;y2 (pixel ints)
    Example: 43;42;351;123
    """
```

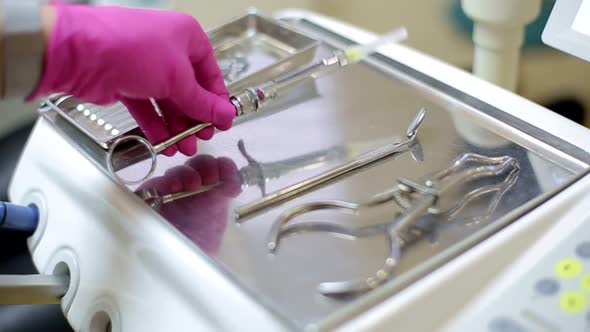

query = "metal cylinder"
230;88;262;116
462;0;542;91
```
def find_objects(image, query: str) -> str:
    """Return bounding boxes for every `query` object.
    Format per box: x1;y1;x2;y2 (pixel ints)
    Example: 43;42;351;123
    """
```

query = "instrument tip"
267;242;277;252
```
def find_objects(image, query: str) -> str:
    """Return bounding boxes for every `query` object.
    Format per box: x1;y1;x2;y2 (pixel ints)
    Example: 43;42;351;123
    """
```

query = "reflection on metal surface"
235;107;427;220
136;141;357;208
135;184;222;209
268;154;520;297
238;139;355;196
136;155;242;255
219;52;250;83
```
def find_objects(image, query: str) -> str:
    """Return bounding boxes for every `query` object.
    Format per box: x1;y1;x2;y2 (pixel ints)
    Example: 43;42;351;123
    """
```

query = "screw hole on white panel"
90;311;113;332
52;261;70;278
44;249;80;313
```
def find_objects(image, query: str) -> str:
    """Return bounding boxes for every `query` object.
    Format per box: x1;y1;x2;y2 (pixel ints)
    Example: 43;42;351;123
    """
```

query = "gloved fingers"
158;99;198;156
183;83;235;131
195;126;215;141
172;62;235;131
164;165;202;191
161;95;216;142
120;97;177;156
188;41;229;99
162;112;215;143
186;155;220;185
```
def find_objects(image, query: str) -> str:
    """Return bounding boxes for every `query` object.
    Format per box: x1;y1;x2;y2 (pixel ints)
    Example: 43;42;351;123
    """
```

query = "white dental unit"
5;1;590;331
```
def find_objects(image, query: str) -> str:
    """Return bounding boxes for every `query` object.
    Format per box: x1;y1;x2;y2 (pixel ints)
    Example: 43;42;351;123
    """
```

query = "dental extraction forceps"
267;153;520;297
235;107;427;220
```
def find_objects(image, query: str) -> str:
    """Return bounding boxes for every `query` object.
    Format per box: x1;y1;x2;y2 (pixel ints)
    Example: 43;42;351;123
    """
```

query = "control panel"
445;197;590;332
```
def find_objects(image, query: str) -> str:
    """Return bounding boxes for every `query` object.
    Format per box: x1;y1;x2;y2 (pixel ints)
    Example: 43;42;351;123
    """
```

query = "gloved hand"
30;3;235;156
138;155;241;254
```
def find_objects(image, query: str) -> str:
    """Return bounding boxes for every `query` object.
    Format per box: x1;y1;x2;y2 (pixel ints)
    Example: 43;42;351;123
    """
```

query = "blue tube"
0;202;39;233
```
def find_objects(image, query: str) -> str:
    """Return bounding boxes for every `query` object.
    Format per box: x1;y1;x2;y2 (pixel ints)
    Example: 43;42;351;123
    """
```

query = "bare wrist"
40;4;55;46
2;1;47;99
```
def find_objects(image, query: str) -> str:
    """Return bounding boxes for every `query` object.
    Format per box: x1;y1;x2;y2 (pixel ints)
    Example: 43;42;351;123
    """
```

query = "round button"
489;318;527;332
535;278;560;296
559;291;587;314
555;258;583;279
576;242;590;259
581;274;590;291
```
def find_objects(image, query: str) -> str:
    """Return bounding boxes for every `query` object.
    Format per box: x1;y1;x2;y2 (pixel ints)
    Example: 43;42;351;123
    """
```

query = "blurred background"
0;0;588;331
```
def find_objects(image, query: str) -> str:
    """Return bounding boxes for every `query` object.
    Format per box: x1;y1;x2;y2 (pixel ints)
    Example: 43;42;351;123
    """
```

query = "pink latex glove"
29;3;235;156
138;155;241;254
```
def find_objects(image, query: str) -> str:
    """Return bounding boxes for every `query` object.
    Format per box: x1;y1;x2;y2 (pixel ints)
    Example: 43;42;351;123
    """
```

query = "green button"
560;292;587;313
581;274;590;291
555;258;583;279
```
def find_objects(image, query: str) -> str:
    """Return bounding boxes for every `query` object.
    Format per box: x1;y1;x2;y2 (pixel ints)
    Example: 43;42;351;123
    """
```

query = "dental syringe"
230;27;408;116
108;27;409;184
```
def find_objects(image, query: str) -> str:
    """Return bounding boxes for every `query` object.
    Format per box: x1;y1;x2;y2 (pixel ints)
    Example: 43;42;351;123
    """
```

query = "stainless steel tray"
38;15;590;332
210;12;319;93
42;12;318;149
